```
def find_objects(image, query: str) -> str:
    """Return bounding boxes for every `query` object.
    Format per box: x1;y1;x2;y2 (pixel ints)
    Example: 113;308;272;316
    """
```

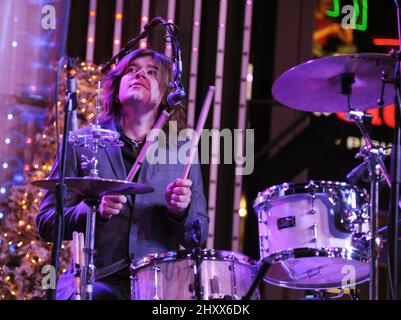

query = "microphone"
167;42;186;106
167;81;186;106
66;57;78;132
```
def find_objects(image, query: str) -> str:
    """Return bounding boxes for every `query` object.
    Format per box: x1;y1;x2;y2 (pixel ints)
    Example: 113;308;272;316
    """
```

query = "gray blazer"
36;120;209;299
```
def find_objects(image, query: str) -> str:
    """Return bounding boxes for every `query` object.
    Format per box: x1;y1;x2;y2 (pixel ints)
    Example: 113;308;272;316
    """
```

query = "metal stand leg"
370;176;380;300
346;111;392;301
82;199;99;300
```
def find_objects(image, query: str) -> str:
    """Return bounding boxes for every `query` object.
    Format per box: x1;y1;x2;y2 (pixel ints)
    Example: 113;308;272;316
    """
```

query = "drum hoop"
131;249;257;271
253;180;366;209
262;248;370;290
263;247;370;265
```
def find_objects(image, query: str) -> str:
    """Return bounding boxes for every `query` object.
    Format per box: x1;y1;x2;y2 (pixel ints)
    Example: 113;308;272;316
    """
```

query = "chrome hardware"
152;264;161;300
312;223;318;243
309;193;317;215
352;232;371;252
229;257;238;299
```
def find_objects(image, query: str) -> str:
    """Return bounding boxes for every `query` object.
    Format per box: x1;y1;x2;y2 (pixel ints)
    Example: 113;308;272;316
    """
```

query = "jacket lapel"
102;120;134;208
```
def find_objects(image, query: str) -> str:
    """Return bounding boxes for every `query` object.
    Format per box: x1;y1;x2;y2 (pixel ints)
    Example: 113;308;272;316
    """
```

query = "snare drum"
253;181;370;289
130;249;260;300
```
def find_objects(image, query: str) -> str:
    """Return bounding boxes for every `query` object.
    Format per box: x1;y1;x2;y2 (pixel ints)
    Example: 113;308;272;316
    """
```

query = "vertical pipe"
112;0;124;56
139;0;151;49
86;0;97;63
187;0;202;129
165;0;176;58
231;0;253;252
207;0;228;249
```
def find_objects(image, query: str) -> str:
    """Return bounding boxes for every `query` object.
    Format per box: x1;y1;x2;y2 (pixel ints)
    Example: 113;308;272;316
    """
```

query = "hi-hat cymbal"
272;53;395;113
32;177;154;198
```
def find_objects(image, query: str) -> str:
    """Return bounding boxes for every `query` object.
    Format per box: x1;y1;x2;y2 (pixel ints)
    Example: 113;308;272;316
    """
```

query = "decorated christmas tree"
0;61;104;300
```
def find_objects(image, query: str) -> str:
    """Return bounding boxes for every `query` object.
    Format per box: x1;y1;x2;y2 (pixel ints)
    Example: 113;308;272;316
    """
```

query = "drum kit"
32;52;398;300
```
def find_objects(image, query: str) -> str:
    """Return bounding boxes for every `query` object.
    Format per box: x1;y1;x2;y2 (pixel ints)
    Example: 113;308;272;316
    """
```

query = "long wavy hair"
100;49;187;133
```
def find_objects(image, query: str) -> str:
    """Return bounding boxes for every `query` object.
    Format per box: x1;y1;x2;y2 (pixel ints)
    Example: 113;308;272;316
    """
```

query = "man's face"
118;56;164;110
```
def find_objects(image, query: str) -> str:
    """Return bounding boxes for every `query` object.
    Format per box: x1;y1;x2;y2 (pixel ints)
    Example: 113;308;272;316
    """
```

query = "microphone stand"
100;17;170;74
47;74;77;300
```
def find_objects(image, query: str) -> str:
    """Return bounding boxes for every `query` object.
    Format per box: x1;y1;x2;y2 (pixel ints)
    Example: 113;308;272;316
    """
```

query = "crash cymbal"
69;125;124;148
32;177;154;198
272;53;395;113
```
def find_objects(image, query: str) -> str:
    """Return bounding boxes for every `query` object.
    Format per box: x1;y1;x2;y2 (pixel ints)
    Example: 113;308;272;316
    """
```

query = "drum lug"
311;223;318;243
309;193;317;215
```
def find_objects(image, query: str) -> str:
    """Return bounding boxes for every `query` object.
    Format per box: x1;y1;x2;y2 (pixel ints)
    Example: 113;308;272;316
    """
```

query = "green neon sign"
325;0;368;31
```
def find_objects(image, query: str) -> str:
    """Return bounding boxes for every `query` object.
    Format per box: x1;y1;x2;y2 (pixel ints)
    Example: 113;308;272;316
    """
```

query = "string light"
239;195;247;218
4;138;11;144
0;187;6;194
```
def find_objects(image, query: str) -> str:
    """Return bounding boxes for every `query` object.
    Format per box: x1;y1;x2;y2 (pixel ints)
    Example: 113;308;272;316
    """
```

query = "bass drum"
253;180;370;289
130;249;260;300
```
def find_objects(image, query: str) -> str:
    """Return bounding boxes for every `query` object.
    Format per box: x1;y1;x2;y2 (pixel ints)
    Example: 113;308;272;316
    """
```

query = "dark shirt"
100;132;144;285
118;131;144;180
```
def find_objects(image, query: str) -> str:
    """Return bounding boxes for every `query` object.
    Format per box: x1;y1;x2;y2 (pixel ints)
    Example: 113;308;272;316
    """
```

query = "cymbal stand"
346;111;391;301
69;82;123;299
191;219;203;300
80;198;99;300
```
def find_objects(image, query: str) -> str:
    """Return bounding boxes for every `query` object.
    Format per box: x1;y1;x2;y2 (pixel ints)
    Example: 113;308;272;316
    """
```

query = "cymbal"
69;125;123;148
32;177;154;198
272;53;395;113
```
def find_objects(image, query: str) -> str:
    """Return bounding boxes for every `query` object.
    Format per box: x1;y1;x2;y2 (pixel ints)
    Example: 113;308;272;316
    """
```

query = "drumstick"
126;110;171;182
78;232;85;266
181;86;215;180
72;231;82;300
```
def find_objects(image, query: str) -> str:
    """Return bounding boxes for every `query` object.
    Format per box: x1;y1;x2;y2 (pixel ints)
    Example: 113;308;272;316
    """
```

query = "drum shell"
254;181;370;289
130;250;260;300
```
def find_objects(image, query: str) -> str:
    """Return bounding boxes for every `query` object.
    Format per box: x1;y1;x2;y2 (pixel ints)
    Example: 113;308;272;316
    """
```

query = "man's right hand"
98;195;127;219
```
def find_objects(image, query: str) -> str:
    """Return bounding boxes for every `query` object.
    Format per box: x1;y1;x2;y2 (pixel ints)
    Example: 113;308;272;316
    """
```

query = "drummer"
36;49;210;300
